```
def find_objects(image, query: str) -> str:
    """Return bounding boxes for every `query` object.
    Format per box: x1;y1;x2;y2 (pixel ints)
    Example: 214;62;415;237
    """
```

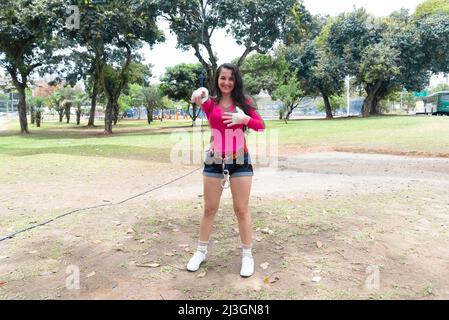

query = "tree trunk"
76;106;81;125
113;100;120;125
363;80;383;117
187;103;199;126
36;110;42;127
322;93;334;119
17;86;29;134
146;104;154;124
88;79;98;126
30;105;35;124
65;107;71;124
58;107;64;122
104;99;114;134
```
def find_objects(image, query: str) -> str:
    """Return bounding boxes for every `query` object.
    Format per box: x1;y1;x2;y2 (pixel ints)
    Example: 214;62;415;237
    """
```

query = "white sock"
242;244;252;257
197;240;209;255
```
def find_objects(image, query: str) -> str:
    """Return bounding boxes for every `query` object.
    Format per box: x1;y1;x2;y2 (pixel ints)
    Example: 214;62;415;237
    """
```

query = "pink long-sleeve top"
201;98;265;155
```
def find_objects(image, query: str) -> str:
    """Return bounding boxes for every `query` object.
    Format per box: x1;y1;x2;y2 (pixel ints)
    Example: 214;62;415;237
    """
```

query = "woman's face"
218;68;235;96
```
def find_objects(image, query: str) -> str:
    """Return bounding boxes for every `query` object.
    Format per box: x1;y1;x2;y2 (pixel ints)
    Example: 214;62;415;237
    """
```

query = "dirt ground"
1;148;449;300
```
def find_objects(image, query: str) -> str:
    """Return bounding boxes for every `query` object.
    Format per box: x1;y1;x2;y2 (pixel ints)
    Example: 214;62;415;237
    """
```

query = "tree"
281;39;345;119
160;63;203;126
46;90;64;122
64;49;101;127
141;85;163;125
217;0;296;66
0;0;66;133
240;53;304;122
160;0;296;87
68;0;163;134
282;1;325;46
431;83;449;93
160;0;225;89
239;53;279;95
272;73;305;122
324;9;434;116
415;0;449;17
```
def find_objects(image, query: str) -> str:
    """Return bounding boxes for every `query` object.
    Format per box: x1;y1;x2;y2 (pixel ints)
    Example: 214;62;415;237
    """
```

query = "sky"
142;0;426;82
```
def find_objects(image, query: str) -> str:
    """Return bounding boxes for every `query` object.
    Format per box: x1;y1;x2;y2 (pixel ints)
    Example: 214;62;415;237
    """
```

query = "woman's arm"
246;107;265;131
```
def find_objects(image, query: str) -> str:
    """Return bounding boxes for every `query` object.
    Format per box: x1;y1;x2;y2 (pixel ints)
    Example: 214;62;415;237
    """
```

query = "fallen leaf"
263;276;270;284
87;272;96;278
197;271;207;278
136;263;160;268
260;262;270;270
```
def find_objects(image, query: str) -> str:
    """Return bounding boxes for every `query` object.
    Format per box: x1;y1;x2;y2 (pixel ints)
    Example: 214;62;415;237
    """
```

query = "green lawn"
271;115;449;155
1;115;448;161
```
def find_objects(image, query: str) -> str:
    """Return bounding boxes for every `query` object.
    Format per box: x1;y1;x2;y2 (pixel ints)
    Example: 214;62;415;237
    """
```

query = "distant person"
189;63;265;277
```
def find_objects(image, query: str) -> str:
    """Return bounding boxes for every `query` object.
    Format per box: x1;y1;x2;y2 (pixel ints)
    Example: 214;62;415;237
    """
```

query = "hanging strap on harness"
221;156;231;189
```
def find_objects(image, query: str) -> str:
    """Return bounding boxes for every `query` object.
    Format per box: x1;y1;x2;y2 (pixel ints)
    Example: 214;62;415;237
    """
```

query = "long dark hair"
212;63;257;115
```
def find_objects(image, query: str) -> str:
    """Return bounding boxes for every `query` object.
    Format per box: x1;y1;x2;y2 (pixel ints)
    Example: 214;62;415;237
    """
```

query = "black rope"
0;167;201;242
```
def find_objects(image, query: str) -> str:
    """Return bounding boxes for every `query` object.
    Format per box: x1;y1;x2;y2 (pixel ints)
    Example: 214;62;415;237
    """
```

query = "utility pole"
346;76;350;117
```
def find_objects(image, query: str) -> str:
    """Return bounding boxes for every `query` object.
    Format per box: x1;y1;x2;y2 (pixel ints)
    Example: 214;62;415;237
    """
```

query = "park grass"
271;115;449;155
1;115;449;161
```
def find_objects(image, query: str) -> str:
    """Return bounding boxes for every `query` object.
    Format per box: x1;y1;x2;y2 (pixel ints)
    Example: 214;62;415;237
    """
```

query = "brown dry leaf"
270;276;280;284
260;262;269;270
197;271;207;278
263;276;270;284
136;263;160;268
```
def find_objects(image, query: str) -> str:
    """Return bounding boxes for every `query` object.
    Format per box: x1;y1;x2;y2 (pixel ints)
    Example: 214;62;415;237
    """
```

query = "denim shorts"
202;151;254;179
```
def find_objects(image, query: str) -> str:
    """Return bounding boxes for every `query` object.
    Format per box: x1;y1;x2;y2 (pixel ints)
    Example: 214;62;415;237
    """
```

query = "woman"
188;63;265;277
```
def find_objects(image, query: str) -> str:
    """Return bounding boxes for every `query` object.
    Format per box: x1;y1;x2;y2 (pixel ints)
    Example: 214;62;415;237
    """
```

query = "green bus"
419;91;449;115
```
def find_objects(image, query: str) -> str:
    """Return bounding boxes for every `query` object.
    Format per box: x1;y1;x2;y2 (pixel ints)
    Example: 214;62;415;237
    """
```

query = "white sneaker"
240;255;254;277
186;251;207;272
